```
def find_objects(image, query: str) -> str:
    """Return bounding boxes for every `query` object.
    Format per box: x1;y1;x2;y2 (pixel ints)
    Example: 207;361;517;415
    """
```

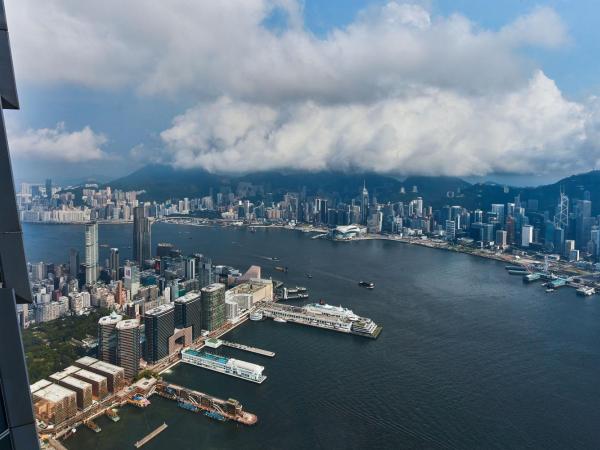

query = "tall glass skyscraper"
133;205;151;266
0;0;41;447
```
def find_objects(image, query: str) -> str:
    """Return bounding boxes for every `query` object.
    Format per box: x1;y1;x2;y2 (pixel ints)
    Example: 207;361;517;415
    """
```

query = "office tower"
69;248;80;276
575;199;592;249
116;319;141;379
98;312;122;365
496;230;507;248
175;292;203;340
133;206;151;266
201;283;226;332
491;204;505;225
445;220;456;240
84;222;99;285
109;248;119;281
185;256;196;280
45;178;52;198
144;304;175;364
0;2;40;445
554;190;569;230
360;181;369;225
123;263;140;298
521;225;534;247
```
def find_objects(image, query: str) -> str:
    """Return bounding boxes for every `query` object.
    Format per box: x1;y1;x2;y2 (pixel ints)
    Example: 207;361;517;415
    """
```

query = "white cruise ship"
304;303;360;321
181;349;267;384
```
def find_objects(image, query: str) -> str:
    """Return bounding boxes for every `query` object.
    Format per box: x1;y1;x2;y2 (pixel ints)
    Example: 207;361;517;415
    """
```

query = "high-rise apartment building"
98;312;122;365
84;222;98;285
116;319;141;379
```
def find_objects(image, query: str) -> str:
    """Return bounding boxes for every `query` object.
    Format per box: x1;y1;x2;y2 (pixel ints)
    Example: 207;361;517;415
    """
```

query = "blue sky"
7;0;600;186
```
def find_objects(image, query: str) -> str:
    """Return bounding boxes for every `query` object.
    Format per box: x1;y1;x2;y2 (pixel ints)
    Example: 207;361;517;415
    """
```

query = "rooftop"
91;360;124;375
60;376;92;390
99;312;122;326
116;318;140;330
49;366;81;381
76;356;99;367
72;368;106;383
175;291;201;304
202;283;225;293
145;303;174;316
30;379;52;394
229;282;269;295
33;383;76;403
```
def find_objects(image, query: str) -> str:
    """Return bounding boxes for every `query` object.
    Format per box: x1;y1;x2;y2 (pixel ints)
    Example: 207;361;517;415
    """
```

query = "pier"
208;338;275;357
134;422;168;448
155;381;257;425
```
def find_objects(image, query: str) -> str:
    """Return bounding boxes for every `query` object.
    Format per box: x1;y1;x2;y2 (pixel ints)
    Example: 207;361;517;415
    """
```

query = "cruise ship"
259;302;381;338
181;349;267;384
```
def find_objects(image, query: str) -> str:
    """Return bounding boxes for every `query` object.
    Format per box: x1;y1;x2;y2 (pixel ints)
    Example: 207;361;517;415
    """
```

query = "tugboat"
358;281;374;289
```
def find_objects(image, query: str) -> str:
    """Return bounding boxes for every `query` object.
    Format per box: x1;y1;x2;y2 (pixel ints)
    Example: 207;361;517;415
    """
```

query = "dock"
220;340;275;357
155;381;258;425
134;422;168;448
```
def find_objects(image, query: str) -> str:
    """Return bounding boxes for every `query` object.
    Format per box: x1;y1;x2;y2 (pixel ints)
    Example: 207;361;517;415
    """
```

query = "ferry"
576;286;595;297
181;349;267;384
523;273;541;283
358;281;374;289
249;311;264;321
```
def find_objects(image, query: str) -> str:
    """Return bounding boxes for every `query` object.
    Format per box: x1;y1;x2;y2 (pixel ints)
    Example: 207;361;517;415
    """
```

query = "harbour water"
23;223;600;449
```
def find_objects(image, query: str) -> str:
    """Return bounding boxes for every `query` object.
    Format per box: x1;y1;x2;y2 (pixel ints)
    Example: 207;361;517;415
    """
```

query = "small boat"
305;273;313;278
358;281;374;289
204;410;227;422
273;317;287;323
546;288;555;293
275;266;288;273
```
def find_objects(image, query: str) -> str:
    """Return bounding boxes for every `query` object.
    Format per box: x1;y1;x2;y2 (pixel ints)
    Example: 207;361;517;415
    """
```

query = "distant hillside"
108;164;471;203
446;170;600;214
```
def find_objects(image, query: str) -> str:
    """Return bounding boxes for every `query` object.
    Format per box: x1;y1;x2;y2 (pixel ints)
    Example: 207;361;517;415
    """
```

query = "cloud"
160;72;600;177
8;1;568;101
6;1;589;177
8;122;108;162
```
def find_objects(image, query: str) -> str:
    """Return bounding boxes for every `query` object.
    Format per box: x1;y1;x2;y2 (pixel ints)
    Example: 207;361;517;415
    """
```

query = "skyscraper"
69;248;80;276
45;178;52;198
84;222;98;285
201;283;226;332
109;248;119;281
360;181;369;225
133;206;151;266
175;292;203;340
98;312;122;365
144;304;175;364
116;319;141;379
